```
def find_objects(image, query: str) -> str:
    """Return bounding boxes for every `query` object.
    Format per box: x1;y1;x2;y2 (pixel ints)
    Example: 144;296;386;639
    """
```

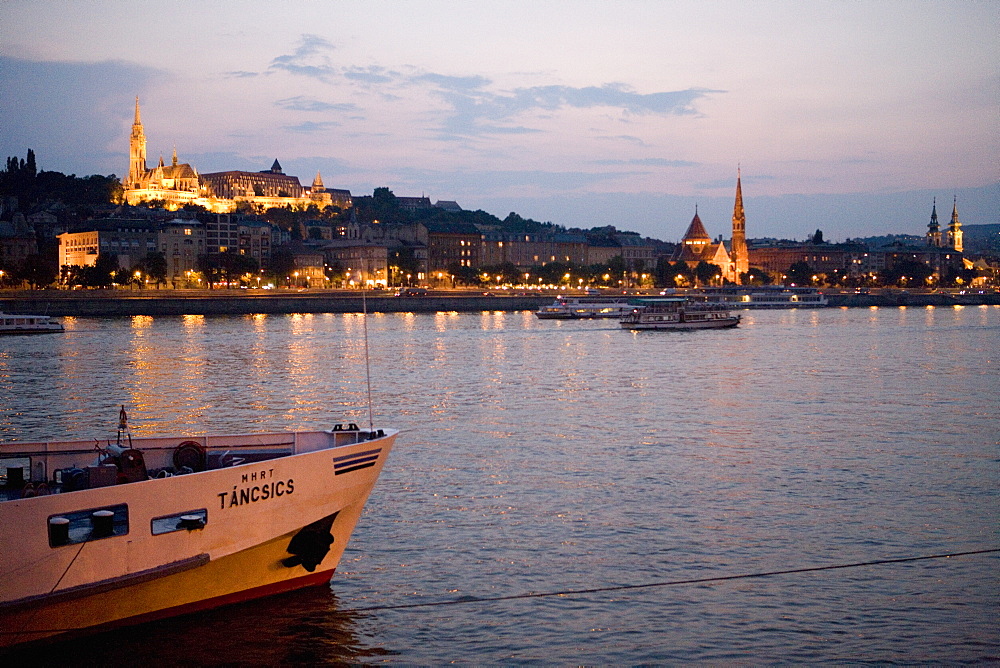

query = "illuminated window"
184;229;192;236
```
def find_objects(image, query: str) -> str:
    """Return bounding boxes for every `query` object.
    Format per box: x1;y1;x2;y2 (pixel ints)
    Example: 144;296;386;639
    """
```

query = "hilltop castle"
123;98;351;213
671;170;749;283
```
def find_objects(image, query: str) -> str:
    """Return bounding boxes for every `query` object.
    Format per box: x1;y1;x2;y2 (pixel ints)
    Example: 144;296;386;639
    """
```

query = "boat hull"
622;318;740;330
0;429;396;647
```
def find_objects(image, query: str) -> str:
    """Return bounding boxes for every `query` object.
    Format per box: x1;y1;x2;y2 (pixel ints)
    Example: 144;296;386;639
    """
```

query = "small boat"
0;408;397;647
0;312;65;334
535;295;635;319
620;298;740;330
691;286;829;309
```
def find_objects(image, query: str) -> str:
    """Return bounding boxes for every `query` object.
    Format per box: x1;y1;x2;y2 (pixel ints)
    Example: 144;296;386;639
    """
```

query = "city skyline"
1;0;997;242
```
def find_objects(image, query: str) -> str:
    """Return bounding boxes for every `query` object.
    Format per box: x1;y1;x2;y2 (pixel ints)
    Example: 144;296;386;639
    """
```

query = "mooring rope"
341;547;1000;613
2;547;996;637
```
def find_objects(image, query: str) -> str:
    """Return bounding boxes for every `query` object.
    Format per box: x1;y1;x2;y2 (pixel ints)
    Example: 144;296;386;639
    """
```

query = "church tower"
312;171;326;193
947;196;963;252
926;198;942;247
127;97;148;188
730;168;749;281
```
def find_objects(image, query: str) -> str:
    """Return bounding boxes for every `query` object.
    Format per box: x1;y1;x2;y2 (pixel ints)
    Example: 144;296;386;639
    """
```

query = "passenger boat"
0;312;64;334
0;408;397;647
535;295;634;319
692;286;829;309
620;298;740;330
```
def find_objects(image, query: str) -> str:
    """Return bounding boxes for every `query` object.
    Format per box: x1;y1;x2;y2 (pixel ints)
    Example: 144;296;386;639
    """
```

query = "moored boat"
620;297;740;330
692;286;829;308
535;295;635;319
0;312;64;334
0;409;396;647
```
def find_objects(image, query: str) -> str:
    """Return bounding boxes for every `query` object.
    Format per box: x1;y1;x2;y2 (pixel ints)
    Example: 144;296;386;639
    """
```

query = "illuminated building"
947;197;963;253
122;98;351;213
670;172;747;283
926;198;942;247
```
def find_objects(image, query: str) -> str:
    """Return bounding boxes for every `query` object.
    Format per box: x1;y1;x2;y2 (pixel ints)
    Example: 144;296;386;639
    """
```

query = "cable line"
2;547;996;638
343;547;1000;613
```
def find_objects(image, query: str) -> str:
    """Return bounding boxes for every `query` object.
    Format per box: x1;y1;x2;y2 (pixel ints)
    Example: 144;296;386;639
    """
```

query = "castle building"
122;98;351;213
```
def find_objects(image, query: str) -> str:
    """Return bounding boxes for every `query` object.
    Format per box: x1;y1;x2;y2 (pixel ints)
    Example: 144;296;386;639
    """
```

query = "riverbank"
1;289;997;317
0;290;553;316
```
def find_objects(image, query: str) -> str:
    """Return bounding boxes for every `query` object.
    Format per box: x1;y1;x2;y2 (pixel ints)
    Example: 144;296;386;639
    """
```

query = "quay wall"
0;291;553;317
1;291;997;317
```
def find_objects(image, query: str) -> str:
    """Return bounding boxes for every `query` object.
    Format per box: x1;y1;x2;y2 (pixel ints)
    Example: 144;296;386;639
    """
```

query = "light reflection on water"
0;306;998;663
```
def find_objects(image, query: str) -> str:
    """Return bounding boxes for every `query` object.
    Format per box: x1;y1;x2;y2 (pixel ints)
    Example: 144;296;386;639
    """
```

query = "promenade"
1;289;997;317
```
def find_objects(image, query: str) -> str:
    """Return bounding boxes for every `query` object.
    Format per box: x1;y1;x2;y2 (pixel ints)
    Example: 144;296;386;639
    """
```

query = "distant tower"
926;198;942;247
947;196;963;252
730;168;749;281
127;96;148;187
312;171;326;193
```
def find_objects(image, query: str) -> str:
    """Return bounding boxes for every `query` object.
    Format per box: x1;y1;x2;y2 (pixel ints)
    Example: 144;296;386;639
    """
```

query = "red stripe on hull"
95;568;336;631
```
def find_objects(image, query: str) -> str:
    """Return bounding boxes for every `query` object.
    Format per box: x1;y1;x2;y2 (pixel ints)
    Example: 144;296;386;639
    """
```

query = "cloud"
430;81;723;139
0;56;166;176
594;158;699;167
283;121;341;133
414;73;491;91
343;66;399;85
275;96;358;113
267;34;338;82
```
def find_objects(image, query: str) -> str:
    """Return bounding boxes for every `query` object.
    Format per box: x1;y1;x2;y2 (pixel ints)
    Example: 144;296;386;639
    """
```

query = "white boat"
535;295;635;319
692;286;829;308
620;298;740;330
0;312;65;334
0;409;397;647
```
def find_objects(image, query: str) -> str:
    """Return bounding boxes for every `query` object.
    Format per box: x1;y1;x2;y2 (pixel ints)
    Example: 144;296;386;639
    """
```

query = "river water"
2;306;998;664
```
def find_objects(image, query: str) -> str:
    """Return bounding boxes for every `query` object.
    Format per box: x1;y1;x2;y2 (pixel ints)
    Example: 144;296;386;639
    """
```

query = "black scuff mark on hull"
281;512;338;572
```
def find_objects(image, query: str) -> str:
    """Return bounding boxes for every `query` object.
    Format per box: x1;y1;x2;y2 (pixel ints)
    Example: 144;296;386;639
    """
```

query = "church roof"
682;211;711;242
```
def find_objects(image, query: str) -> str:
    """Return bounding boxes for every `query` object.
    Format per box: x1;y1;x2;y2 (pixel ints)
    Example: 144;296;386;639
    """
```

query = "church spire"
730;167;749;282
127;96;148;188
947;196;963;252
926;197;941;247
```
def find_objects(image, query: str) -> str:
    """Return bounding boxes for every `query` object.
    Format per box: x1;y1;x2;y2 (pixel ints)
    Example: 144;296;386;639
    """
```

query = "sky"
1;0;997;242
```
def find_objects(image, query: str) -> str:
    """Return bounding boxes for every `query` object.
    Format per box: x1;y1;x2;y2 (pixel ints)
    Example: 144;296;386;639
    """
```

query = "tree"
448;262;481;287
884;258;933;287
694;261;722;286
140;252;168;288
786;260;814;285
388;247;421;285
90;253;119;288
742;267;772;285
16;254;57;289
267;248;297;285
218;251;259;285
811;229;825;244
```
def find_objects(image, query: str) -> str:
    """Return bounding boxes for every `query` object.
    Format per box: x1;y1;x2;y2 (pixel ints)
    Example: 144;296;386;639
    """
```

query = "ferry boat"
0;409;397;647
0;312;65;334
620;298;740;330
692;286;828;309
535;295;634;319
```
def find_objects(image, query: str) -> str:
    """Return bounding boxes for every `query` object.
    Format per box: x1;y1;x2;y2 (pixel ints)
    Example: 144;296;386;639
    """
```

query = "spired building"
671;171;748;283
123;98;351;213
925;196;963;253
